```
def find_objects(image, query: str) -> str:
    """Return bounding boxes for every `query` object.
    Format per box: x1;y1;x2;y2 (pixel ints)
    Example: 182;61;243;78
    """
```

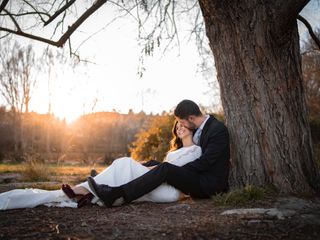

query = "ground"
0;168;320;239
1;193;320;239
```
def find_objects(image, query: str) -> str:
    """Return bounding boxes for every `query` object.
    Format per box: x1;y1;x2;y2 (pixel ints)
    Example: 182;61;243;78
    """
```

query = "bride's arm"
165;147;202;167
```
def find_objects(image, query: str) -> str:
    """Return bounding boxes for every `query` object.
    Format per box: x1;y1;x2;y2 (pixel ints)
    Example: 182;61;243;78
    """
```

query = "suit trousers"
122;162;209;203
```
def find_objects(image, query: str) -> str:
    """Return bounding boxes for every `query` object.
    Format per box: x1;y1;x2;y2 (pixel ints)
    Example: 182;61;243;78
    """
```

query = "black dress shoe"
87;176;121;207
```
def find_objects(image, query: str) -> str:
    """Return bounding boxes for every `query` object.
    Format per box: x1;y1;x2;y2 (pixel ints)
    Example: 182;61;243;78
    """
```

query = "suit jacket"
183;115;230;196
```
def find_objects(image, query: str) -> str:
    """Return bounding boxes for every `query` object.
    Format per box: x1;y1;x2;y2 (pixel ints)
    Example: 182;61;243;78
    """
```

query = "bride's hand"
148;166;156;170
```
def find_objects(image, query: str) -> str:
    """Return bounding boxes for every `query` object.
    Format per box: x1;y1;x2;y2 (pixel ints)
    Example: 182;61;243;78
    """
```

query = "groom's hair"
174;99;202;119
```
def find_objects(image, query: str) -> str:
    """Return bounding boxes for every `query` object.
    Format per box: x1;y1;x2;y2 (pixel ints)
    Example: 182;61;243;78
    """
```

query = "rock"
165;204;190;212
265;208;296;220
221;208;296;220
81;221;88;227
247;219;262;225
221;208;271;216
275;197;318;211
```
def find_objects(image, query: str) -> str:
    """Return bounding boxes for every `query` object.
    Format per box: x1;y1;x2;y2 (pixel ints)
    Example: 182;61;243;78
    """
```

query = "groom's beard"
185;122;197;131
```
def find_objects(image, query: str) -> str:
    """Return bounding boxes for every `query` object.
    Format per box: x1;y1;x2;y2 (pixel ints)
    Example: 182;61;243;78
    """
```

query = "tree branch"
275;0;310;34
0;0;9;14
0;26;59;46
44;0;76;26
0;11;51;18
3;9;22;32
298;15;320;50
0;0;108;48
22;0;47;23
56;0;107;47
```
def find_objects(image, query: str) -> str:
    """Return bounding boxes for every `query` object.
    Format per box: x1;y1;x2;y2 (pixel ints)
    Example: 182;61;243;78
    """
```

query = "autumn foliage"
130;114;175;162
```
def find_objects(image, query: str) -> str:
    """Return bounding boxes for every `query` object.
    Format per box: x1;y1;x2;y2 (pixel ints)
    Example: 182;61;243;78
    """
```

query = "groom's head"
174;99;203;130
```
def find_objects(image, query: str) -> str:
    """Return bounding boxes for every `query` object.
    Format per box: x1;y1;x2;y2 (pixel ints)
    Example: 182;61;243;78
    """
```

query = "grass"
0;162;106;184
22;160;51;182
212;185;277;207
0;163;25;173
14;183;63;191
50;165;105;177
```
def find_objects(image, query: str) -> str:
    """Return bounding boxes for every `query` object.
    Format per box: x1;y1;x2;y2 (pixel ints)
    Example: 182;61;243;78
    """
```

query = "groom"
88;99;230;207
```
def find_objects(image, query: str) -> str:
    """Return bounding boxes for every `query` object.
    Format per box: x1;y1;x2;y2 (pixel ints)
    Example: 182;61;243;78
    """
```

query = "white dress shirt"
192;115;210;145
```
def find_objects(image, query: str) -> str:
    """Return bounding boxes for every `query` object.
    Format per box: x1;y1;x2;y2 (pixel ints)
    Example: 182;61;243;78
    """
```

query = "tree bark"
199;0;320;193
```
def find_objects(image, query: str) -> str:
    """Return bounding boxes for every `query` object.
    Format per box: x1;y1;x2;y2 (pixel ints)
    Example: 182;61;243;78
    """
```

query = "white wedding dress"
0;145;201;210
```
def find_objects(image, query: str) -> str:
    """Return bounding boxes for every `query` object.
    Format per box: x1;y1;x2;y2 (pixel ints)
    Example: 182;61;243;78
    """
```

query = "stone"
221;208;296;220
247;220;262;225
165;203;190;212
275;197;317;211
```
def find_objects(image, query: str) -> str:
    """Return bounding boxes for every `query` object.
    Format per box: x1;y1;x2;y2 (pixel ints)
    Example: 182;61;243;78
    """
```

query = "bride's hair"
169;120;183;151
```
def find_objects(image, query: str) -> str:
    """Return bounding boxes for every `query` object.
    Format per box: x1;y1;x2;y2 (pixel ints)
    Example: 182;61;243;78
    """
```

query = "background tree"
130;114;175;162
0;40;37;113
302;28;320;167
0;40;38;158
0;0;319;193
302;29;320;119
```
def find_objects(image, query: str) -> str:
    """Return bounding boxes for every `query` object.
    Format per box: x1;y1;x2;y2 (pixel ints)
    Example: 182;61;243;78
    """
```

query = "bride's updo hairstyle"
169;120;183;152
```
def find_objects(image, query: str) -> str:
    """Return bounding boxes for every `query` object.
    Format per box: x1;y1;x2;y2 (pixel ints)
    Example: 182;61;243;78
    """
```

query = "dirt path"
1;197;320;240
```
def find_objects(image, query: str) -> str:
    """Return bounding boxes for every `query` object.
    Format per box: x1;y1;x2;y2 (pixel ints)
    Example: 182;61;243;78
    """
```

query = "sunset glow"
1;1;319;123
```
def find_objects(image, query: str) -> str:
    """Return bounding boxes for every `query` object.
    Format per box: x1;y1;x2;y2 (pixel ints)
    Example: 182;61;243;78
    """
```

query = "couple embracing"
83;99;230;207
0;99;230;210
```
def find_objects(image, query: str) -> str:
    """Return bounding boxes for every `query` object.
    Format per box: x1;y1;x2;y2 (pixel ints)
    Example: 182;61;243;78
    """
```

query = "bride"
0;121;201;210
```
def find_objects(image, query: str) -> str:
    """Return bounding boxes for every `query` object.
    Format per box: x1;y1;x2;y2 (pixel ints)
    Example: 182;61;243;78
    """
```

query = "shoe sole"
87;177;99;199
87;177;113;208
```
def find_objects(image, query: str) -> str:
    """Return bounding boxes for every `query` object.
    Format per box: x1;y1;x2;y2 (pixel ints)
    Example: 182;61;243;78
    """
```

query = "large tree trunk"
199;0;320;193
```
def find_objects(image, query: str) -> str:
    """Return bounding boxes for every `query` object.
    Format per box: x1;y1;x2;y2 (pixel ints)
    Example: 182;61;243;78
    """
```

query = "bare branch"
0;11;51;18
0;32;10;39
22;0;47;23
3;9;22;32
0;26;59;46
0;0;108;48
44;0;76;26
298;15;320;50
74;10;131;53
0;0;9;14
55;0;106;47
108;0;139;23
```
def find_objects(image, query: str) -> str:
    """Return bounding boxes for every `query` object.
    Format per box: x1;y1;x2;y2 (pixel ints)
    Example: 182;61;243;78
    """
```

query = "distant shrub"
130;114;175;162
22;153;50;182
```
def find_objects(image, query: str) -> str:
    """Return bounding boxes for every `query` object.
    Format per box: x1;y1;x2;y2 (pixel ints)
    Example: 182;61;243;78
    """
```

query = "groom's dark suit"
123;115;230;202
